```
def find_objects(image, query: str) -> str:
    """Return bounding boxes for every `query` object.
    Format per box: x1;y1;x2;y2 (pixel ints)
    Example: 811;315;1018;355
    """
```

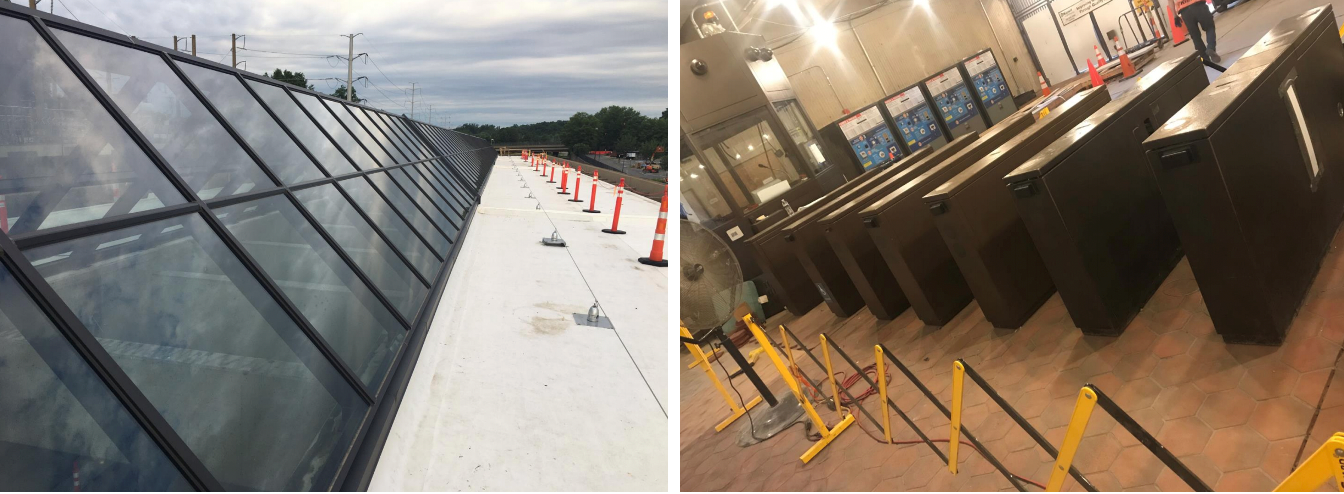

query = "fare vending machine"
925;65;988;138
960;49;1017;125
881;82;948;153
837;104;905;172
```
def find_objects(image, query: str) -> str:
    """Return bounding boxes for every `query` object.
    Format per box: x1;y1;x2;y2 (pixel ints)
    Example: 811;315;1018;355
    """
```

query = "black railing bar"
820;332;950;464
1088;385;1212;491
960;359;1097;492
774;325;889;437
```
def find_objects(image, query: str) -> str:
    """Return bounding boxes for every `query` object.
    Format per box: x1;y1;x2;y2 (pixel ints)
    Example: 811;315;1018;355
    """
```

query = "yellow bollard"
680;325;761;432
1046;387;1099;491
1273;432;1344;491
949;360;966;474
743;314;853;463
821;335;842;422
875;346;893;444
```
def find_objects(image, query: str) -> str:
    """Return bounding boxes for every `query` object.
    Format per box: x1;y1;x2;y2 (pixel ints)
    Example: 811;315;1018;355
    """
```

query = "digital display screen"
838;106;903;171
883;87;943;152
925;68;981;130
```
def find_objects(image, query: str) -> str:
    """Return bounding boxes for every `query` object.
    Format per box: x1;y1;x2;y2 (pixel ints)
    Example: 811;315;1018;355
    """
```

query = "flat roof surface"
370;155;668;490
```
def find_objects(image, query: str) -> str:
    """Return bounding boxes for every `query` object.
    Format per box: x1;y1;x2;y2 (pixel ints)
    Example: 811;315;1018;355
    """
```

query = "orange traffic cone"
1087;59;1104;88
1094;45;1106;66
1037;71;1051;97
1167;5;1188;45
1118;46;1138;79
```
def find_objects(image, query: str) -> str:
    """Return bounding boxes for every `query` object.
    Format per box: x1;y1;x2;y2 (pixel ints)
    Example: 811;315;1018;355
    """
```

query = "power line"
238;47;338;58
353;70;407;109
360;34;408;94
56;0;80;21
79;0;131;40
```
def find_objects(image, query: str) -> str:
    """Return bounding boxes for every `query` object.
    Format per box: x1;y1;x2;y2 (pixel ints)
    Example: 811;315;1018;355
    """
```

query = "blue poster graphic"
884;90;943;152
847;125;902;171
970;66;1009;107
932;84;979;130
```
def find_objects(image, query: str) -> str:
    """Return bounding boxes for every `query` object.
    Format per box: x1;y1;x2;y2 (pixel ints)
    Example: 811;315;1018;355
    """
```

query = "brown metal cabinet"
1005;54;1208;335
923;87;1111;329
1141;6;1344;345
860;115;1034;326
816;136;977;320
780;149;932;317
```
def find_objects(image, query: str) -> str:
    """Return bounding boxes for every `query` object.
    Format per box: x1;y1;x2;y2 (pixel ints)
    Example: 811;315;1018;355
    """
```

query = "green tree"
562;112;601;153
594;105;644;150
269;68;314;90
331;85;362;103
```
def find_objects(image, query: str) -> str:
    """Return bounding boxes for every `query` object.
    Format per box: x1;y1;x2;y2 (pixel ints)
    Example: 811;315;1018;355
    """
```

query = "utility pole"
410;82;418;121
232;34;237;68
191;35;196;56
341;34;363;102
173;36;179;52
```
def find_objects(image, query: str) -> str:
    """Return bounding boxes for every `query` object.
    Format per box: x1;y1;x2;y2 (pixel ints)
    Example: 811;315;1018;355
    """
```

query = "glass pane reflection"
245;81;356;177
293;184;428;319
177;63;325;185
394;167;463;233
54;30;274;200
293;94;379;170
24;214;367;491
0;263;191;491
0;16;184;236
338;177;440;278
218;196;405;390
365;171;451;255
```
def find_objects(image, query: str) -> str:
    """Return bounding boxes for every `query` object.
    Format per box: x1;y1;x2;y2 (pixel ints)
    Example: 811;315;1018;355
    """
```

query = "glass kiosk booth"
681;31;850;317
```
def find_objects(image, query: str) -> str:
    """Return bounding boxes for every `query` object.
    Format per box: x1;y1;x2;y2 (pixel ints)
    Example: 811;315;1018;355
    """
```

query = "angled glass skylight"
0;262;192;491
0;16;185;236
371;112;428;161
293;184;429;319
292;93;380;170
177;63;326;185
333;102;402;165
366;171;454;252
24;213;367;491
54;30;274;200
391;167;462;234
338;176;440;278
245;80;356;177
217;195;406;390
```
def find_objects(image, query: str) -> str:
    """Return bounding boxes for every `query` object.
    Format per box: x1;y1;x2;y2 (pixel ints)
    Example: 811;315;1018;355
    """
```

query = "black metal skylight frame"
0;3;496;491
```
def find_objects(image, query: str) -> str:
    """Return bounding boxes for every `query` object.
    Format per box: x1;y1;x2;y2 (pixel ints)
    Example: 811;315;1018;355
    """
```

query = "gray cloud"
48;0;668;126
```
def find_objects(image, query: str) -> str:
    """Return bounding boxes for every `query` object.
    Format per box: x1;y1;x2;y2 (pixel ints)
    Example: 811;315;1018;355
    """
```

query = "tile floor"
681;225;1344;491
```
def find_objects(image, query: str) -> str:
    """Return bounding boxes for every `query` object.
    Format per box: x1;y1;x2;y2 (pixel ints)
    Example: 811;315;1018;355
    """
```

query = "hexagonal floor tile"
1198;388;1257;429
1155;416;1213;457
1248;396;1314;441
1204;428;1270;472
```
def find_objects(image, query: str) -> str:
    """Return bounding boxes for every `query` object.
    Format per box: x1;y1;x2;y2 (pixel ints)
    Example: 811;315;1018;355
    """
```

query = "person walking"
1175;0;1219;63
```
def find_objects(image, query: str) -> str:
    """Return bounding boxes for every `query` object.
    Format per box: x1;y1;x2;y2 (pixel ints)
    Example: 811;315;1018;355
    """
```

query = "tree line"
457;106;668;159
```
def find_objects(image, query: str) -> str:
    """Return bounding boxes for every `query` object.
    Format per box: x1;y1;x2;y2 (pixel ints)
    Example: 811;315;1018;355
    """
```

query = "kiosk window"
692;110;804;212
773;99;826;171
681;153;733;221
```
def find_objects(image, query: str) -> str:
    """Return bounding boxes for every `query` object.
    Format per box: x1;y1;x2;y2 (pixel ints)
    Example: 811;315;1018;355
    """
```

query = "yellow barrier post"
743;314;853;463
1046;387;1099;491
949;360;966;474
1274;432;1344;491
875;346;893;444
680;325;762;432
821;335;842;422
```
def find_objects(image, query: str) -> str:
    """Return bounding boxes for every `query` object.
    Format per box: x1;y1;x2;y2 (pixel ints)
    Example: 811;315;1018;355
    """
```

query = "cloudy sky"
42;0;668;126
